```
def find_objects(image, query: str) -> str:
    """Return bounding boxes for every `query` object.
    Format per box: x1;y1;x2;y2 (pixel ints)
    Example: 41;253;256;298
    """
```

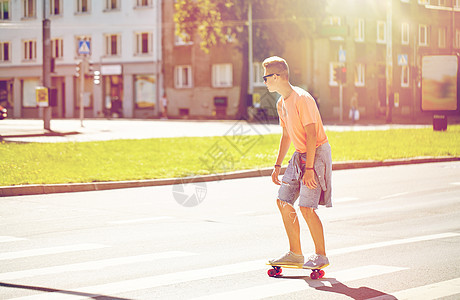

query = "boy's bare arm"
303;123;317;189
272;127;291;185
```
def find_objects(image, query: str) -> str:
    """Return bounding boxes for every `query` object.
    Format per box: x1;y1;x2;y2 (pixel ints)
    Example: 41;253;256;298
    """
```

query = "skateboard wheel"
275;267;282;276
310;271;319;280
319;270;325;278
268;269;277;277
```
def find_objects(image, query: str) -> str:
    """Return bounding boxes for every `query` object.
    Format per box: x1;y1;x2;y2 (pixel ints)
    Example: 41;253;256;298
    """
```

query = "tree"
174;0;326;118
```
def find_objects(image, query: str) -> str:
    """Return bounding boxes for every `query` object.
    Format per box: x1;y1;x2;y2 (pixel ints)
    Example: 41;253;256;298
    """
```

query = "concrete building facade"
0;0;162;119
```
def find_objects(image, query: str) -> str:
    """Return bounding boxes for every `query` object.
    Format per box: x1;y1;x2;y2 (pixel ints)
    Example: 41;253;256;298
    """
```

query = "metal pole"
80;56;86;127
339;82;343;123
42;0;51;130
248;0;254;95
386;0;393;123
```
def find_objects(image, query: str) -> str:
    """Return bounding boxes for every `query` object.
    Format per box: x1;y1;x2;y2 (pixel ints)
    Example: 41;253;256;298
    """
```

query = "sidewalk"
1;118;458;197
0;118;433;143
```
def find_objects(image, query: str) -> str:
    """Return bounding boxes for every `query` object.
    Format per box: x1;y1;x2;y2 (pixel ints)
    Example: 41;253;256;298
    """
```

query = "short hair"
262;56;289;79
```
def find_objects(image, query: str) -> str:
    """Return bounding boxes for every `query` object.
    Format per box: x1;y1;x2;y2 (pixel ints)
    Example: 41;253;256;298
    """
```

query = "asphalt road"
1;162;459;299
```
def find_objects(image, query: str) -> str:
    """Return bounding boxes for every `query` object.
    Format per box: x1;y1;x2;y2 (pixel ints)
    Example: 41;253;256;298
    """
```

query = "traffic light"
75;61;81;77
340;66;347;83
333;66;341;83
93;70;101;85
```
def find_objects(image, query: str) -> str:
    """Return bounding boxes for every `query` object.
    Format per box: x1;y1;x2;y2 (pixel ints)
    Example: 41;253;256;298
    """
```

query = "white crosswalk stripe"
192;265;408;300
0;236;26;243
368;277;460;300
0;244;108;261
2;232;458;299
0;251;196;281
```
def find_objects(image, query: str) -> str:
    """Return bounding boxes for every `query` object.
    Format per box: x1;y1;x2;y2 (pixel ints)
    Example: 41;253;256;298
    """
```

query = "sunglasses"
263;73;280;82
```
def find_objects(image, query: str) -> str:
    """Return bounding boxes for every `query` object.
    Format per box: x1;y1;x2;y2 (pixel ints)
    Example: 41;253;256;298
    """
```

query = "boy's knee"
300;206;315;216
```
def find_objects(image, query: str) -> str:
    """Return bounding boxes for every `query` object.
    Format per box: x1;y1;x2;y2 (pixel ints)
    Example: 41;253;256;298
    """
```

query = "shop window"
134;75;156;109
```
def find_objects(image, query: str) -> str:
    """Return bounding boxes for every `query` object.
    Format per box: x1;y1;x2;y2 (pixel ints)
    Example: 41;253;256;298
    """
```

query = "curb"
1;156;459;197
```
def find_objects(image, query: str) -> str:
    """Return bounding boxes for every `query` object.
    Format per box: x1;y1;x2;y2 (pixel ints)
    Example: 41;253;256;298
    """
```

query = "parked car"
0;105;7;120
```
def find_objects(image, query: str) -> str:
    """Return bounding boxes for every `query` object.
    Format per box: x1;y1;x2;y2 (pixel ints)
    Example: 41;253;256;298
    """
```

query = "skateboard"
266;263;326;280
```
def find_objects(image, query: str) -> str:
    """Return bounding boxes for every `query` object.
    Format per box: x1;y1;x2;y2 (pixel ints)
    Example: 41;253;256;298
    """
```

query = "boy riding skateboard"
263;56;332;270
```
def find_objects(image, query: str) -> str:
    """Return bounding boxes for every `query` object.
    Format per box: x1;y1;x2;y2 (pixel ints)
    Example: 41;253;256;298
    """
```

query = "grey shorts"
278;143;332;209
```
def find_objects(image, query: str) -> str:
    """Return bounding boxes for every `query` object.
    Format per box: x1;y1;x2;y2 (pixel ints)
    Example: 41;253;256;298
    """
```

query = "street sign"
339;49;346;63
398;54;408;66
78;40;91;55
36;87;49;107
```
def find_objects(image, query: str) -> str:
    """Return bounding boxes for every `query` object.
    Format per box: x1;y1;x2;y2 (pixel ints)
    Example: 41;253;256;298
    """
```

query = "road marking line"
328;232;460;256
10;260;268;300
367;277;460;300
7;232;459;299
192;265;407;300
107;216;173;224
0;236;26;243
0;244;108;261
0;251;196;281
380;192;409;200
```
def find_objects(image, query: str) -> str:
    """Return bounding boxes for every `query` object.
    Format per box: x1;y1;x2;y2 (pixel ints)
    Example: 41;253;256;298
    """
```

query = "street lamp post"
42;0;52;130
386;0;393;123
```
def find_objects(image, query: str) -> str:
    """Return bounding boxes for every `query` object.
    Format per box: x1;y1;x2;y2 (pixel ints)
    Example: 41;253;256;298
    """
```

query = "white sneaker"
303;254;329;269
268;251;304;267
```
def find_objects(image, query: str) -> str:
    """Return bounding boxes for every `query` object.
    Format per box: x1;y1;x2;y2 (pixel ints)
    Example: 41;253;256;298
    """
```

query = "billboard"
421;55;459;113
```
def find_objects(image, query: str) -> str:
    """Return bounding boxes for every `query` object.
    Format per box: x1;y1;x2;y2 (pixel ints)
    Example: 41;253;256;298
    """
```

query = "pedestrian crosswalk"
1;232;459;299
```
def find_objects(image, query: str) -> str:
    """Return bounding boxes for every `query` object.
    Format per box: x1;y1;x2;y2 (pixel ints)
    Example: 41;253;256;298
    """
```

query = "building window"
253;62;265;87
136;0;151;7
105;0;118;10
105;34;121;56
0;0;9;20
402;23;410;45
0;41;10;62
377;21;386;44
438;27;446;48
438;0;446;6
455;0;460;8
23;39;36;61
354;19;365;42
418;0;429;4
212;64;233;88
23;78;41;107
51;38;63;59
135;32;153;55
23;0;36;18
50;0;61;15
401;66;410;87
456;29;460;48
419;24;428;46
175;24;192;46
76;0;89;13
175;65;192;88
355;63;365;87
134;75;156;109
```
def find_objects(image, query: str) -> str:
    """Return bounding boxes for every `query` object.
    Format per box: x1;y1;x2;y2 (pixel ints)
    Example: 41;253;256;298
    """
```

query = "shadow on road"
0;282;133;300
278;276;396;300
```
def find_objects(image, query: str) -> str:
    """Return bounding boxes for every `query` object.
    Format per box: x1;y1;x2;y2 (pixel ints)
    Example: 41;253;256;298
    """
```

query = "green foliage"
174;0;326;58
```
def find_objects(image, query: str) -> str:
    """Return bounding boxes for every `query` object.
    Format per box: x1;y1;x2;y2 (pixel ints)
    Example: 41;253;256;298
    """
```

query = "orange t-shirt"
277;86;328;153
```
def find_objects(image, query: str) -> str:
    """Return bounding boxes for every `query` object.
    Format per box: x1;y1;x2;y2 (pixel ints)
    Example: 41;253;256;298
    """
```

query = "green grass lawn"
1;125;459;186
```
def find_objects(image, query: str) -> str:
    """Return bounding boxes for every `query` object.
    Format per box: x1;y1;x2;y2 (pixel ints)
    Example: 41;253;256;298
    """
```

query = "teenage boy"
264;56;332;269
